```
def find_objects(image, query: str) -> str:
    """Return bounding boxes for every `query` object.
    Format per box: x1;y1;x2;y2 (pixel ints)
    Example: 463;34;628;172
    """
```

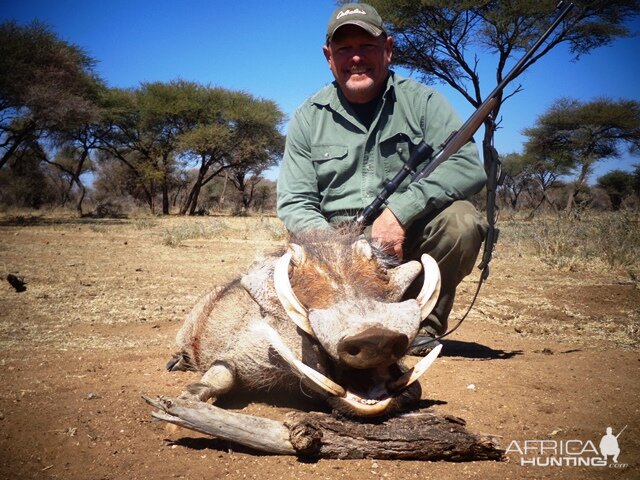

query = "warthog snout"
337;326;409;369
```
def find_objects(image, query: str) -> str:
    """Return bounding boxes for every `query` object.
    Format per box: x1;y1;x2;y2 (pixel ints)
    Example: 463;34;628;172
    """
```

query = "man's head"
323;3;393;104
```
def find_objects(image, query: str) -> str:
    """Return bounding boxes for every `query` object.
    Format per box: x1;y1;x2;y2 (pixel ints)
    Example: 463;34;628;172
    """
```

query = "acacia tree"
523;97;640;211
359;0;640;152
0;21;101;169
0;21;104;211
96;81;206;214
499;152;535;210
525;152;571;216
178;91;285;215
95;82;285;215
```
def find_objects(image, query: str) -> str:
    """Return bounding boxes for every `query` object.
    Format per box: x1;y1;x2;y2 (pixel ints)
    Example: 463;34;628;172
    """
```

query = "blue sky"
2;0;639;182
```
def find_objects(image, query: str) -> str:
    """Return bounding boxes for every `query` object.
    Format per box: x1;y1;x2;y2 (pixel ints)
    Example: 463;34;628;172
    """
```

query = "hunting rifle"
356;1;575;230
356;1;575;340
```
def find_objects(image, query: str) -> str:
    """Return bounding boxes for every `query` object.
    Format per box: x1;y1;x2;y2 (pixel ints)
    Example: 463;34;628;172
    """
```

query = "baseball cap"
326;3;386;43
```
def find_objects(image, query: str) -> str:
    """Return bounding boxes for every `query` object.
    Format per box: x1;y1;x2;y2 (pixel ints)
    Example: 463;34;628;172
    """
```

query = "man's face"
323;25;393;104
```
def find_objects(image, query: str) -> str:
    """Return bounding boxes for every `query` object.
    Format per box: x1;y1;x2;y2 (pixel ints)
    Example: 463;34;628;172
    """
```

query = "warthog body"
167;229;441;417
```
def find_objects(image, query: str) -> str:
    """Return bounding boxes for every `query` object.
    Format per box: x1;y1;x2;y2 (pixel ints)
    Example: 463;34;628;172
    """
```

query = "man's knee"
416;201;487;260
435;200;487;247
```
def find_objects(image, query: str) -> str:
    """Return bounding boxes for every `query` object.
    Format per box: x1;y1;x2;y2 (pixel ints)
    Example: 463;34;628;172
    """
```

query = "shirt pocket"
310;144;349;195
378;132;423;188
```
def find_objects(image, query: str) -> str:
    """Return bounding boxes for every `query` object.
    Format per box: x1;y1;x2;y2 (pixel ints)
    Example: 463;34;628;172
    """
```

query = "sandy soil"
0;214;638;480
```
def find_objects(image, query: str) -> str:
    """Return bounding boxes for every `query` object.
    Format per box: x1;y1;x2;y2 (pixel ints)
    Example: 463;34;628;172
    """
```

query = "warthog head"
255;230;441;417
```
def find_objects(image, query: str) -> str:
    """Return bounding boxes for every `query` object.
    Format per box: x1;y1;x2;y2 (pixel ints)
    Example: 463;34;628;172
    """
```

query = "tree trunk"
162;155;171;215
565;161;593;212
186;181;202;215
144;396;505;461
162;178;170;215
219;170;229;211
75;179;86;216
72;150;89;216
182;162;207;215
0;121;37;170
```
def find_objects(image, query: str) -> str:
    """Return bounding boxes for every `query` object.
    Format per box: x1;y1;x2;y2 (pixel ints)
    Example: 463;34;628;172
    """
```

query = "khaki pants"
403;200;487;335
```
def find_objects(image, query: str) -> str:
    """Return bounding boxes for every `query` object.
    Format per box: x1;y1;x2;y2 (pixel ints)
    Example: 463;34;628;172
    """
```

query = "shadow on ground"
440;340;523;360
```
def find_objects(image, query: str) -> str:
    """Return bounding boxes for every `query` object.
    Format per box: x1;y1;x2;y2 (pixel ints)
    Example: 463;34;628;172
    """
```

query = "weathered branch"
144;396;505;461
144;396;295;455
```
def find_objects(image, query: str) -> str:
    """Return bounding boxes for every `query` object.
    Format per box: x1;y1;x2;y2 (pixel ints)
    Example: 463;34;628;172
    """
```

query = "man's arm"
386;90;487;228
277;109;331;232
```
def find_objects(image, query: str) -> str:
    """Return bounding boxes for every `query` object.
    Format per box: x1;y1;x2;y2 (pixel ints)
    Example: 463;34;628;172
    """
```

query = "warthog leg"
179;361;236;403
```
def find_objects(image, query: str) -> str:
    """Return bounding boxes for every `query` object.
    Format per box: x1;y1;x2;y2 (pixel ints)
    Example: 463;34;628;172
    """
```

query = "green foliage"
524;98;640;160
0;21;103;165
96;81;285;215
0;20;100;122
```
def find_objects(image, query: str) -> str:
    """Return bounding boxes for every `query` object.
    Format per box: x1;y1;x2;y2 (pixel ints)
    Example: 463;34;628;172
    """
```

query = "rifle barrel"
357;2;575;222
413;2;574;183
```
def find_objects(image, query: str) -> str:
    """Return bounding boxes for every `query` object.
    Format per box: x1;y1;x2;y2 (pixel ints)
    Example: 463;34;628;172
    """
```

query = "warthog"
167;229;442;418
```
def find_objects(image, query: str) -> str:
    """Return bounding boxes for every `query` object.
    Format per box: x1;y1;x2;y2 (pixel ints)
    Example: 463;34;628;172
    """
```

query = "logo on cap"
337;8;367;19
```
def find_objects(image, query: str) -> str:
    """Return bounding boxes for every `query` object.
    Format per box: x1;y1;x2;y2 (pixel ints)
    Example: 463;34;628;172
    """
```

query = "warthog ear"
273;247;314;336
289;243;306;266
416;254;441;320
352;238;373;259
386;261;422;301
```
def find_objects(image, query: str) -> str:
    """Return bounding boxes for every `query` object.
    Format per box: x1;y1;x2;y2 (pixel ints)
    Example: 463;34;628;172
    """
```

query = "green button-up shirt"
277;72;486;232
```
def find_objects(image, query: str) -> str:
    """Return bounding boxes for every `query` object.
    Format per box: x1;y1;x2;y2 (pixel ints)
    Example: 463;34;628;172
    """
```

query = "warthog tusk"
252;322;346;397
389;343;442;392
416;254;441;320
273;250;315;337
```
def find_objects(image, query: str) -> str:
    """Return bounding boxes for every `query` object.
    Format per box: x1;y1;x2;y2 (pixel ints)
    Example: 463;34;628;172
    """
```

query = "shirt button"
397;147;403;154
324;152;329;158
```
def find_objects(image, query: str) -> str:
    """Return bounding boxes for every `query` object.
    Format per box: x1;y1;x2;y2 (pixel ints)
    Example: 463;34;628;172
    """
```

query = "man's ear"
323;44;332;65
385;35;393;64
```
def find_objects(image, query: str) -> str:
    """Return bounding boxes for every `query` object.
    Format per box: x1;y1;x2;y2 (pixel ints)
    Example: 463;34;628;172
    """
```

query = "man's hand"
371;208;405;260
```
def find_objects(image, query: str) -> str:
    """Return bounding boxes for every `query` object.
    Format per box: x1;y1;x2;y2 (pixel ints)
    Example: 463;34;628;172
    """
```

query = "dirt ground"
0;214;638;480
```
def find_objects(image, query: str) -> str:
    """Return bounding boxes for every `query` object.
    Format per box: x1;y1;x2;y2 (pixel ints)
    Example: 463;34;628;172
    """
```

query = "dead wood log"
144;396;504;461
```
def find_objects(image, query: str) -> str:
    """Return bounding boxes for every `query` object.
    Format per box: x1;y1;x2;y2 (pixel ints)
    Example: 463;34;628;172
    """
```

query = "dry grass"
161;216;287;246
498;211;640;279
0;214;286;351
1;211;637;352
